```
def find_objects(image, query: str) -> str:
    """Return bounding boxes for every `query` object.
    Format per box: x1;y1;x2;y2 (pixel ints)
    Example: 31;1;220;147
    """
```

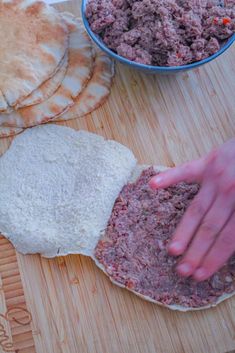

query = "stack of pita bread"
0;1;114;138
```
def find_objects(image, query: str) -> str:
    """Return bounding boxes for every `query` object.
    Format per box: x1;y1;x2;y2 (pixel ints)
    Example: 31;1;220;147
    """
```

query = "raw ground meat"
95;167;235;308
86;0;235;66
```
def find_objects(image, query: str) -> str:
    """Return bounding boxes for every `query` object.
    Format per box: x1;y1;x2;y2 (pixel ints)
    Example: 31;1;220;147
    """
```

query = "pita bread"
60;12;83;32
0;0;68;108
16;52;69;109
0;124;136;257
0;91;8;113
0;20;93;128
54;49;114;122
0;126;23;139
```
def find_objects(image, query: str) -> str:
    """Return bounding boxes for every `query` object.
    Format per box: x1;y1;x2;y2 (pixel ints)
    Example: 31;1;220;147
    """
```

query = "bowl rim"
81;0;235;72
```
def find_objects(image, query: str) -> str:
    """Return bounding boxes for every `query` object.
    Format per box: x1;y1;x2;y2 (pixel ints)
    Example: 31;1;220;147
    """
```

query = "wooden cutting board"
0;2;235;352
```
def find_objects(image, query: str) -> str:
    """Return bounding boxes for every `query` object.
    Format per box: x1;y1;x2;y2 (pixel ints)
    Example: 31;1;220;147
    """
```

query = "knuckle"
182;163;190;176
181;162;195;181
199;222;219;239
220;232;234;249
213;164;224;178
189;199;205;218
207;151;224;178
184;254;200;269
220;180;235;196
207;149;218;164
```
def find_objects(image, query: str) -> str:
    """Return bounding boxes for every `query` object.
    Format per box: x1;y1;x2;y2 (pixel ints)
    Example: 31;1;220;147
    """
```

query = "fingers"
149;157;206;190
194;212;235;281
149;142;235;281
168;181;216;260
176;192;235;278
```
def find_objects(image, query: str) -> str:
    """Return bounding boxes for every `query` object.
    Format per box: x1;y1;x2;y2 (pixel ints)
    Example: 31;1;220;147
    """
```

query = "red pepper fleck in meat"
222;17;231;25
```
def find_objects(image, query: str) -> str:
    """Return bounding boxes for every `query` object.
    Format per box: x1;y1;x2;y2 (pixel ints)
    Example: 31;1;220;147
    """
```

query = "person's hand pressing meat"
149;138;235;282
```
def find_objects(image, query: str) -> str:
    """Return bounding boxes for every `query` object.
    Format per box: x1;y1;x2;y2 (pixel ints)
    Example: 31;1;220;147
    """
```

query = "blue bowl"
81;0;235;74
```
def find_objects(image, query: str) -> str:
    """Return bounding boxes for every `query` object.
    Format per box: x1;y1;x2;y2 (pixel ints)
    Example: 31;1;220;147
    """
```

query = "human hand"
149;138;235;281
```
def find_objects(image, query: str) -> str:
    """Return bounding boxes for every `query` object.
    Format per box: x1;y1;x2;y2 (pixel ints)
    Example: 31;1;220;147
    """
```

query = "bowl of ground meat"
83;0;235;73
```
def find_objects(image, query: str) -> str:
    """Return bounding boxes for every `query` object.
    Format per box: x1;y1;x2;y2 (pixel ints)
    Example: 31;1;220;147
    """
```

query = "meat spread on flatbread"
95;167;235;309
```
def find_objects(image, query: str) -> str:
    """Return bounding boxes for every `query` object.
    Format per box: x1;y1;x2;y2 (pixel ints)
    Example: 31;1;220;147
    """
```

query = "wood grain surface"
0;1;234;353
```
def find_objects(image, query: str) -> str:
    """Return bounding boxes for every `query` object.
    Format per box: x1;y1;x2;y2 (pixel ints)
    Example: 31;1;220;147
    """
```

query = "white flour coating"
0;125;136;257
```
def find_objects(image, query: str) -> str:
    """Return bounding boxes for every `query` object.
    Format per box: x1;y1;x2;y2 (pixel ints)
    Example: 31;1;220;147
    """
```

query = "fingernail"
177;263;192;276
168;241;183;254
149;176;162;188
194;268;207;281
154;176;162;183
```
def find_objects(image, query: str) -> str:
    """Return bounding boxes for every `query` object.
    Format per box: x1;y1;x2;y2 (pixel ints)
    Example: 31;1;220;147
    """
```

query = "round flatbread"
93;165;235;311
0;126;23;139
0;0;68;108
53;49;114;122
16;51;69;109
60;12;83;32
0;18;93;128
0;91;9;113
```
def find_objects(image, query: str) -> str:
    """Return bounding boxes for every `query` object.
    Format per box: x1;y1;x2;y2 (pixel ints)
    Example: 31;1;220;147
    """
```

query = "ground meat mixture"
95;167;235;308
86;0;235;66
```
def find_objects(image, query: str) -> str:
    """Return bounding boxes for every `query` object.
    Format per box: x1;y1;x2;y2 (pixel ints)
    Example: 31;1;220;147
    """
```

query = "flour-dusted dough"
0;124;136;256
